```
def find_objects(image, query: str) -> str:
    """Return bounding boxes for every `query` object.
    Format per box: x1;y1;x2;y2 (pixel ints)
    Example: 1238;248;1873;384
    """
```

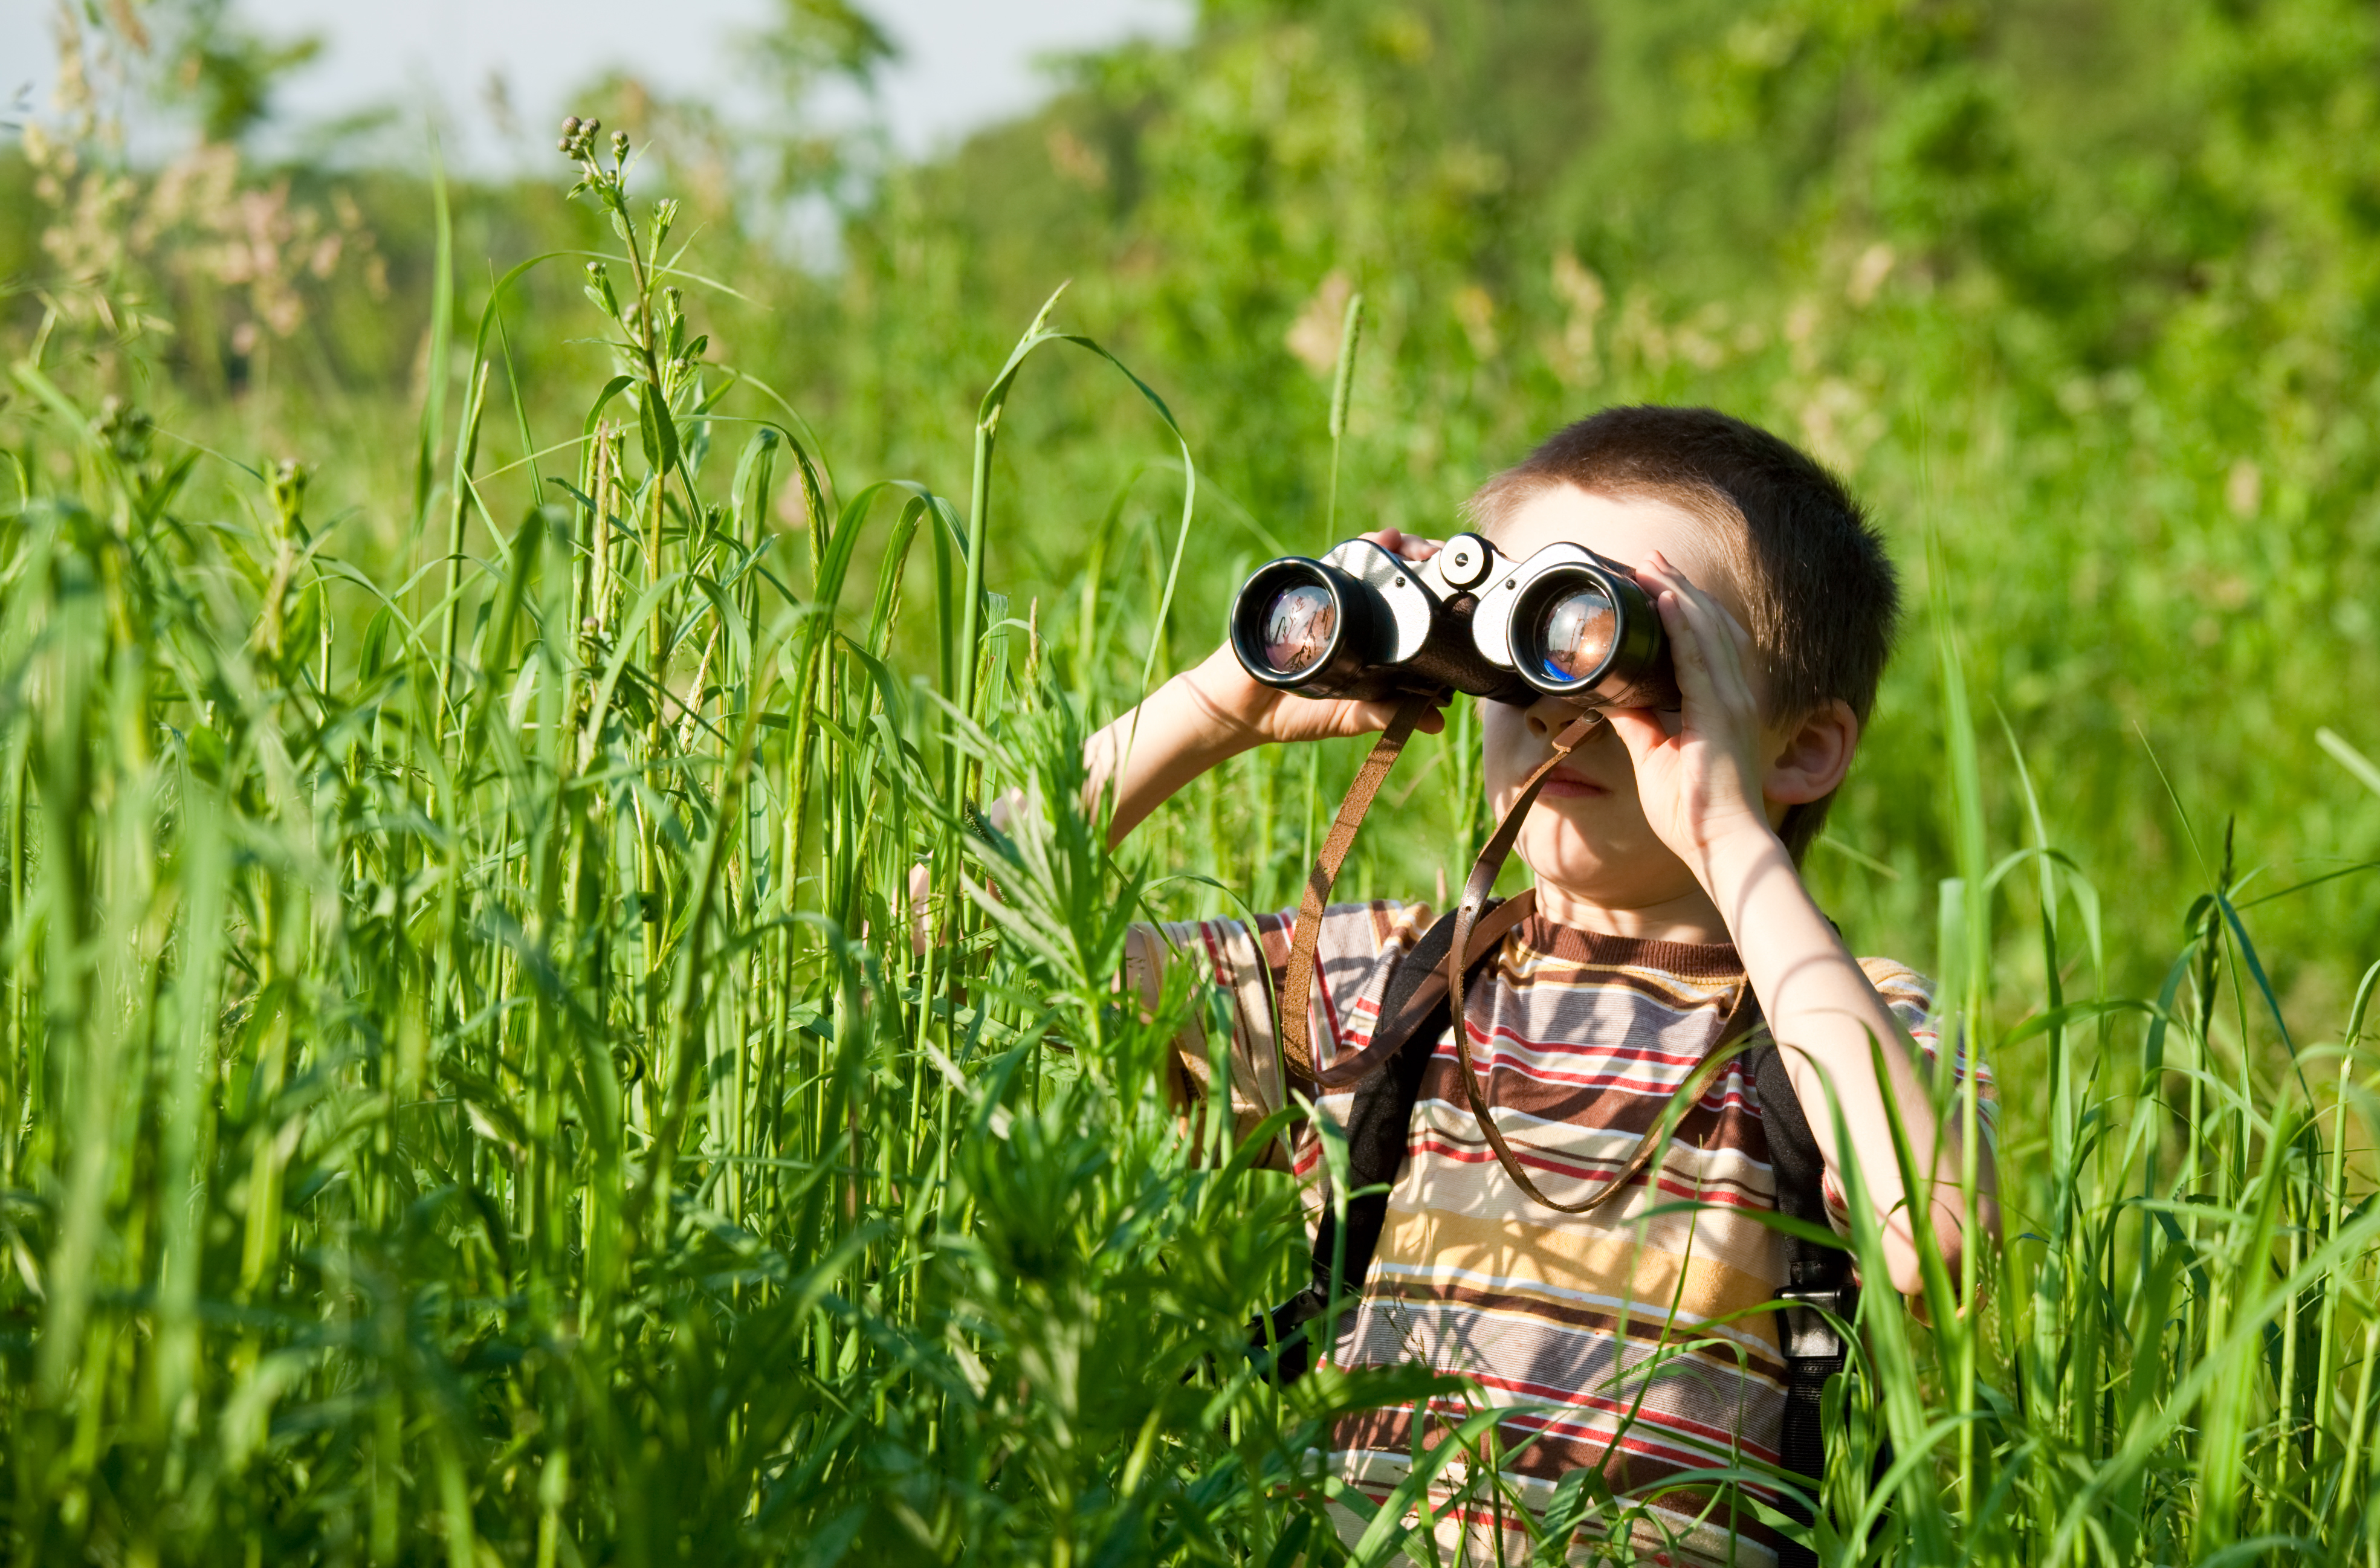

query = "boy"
1099;407;1999;1564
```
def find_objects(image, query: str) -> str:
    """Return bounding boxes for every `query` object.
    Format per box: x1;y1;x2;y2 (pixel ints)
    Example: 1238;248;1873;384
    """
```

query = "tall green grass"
5;138;2380;1568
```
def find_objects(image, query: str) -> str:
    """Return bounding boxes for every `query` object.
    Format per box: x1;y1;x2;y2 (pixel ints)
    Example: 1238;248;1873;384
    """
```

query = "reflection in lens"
1262;583;1337;675
1538;584;1617;684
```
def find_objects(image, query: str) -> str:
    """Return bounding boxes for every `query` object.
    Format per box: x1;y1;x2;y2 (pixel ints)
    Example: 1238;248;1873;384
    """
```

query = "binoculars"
1229;532;1679;711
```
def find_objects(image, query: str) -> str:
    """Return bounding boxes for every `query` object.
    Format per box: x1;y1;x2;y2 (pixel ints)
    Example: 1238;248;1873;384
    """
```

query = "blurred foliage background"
10;0;2380;1010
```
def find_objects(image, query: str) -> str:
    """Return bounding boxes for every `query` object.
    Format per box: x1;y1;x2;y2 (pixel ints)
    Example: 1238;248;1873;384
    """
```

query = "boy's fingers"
1646;552;1727;630
1692;584;1759;677
1712;595;1755;649
1358;527;1443;562
1657;590;1718;700
1669;589;1753;710
1658;583;1758;719
908;862;932;955
1648;550;1758;707
1641;550;1697;596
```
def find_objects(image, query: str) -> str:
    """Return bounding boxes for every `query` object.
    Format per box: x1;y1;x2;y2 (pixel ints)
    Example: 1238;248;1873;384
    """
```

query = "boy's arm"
1610;551;2000;1299
1087;531;1446;847
915;528;1442;946
1700;822;1996;1296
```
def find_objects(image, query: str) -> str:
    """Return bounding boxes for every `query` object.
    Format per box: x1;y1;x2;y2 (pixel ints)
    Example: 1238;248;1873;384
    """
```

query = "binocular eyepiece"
1229;532;1679;711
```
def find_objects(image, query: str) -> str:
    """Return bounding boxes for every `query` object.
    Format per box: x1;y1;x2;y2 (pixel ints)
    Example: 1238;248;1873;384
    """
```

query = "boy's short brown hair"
1464;405;1900;860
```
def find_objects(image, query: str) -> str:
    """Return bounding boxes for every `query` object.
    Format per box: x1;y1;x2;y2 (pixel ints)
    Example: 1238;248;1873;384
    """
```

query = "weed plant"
5;127;2380;1568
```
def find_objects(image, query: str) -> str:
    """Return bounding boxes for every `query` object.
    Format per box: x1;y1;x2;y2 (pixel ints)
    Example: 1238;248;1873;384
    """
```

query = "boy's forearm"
1086;651;1260;846
1698;825;1999;1291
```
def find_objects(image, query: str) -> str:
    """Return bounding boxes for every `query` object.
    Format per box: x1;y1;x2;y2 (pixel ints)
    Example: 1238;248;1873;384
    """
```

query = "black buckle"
1774;1285;1855;1364
1248;1288;1328;1384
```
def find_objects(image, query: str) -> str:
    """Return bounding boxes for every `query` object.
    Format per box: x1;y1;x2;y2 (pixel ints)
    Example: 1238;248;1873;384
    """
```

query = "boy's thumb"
1602;706;1665;761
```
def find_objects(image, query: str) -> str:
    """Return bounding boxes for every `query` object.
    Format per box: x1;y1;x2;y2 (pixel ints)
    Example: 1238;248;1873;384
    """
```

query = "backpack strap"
1253;697;1597;1380
1252;893;1517;1381
1754;1041;1868;1568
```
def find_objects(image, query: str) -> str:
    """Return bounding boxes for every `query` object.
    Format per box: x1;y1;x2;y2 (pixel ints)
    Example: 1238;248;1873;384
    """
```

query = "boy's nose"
1522;697;1594;740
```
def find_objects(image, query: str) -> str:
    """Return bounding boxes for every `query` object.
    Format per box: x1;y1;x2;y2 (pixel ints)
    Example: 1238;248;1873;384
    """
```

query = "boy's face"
1480;483;1793;917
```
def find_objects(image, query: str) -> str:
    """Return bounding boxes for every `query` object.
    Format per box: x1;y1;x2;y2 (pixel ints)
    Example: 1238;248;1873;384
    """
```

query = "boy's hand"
1602;549;1777;877
1605;555;2000;1297
1091;529;1444;846
1180;528;1447;747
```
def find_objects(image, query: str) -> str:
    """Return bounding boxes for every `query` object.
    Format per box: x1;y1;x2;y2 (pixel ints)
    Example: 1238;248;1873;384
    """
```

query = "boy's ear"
1762;699;1860;805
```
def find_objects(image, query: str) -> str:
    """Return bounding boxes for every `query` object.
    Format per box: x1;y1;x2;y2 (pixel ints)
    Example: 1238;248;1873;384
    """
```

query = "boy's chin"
1521;805;1663;863
1516;825;1696;906
1527;865;1678;909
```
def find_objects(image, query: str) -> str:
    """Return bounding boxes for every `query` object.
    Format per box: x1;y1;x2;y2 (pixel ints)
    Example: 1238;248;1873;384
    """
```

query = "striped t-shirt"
1130;899;1992;1567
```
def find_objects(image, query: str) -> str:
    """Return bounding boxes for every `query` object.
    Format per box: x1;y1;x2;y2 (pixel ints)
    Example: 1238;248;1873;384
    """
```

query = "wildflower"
583;262;621;321
268;460;308;534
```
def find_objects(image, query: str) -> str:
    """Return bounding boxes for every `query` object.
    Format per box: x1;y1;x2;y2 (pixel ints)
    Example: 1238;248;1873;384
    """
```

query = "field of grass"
6;1;2380;1563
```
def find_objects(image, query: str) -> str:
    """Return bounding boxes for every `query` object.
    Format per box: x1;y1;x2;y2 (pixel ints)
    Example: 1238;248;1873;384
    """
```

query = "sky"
1;0;1191;167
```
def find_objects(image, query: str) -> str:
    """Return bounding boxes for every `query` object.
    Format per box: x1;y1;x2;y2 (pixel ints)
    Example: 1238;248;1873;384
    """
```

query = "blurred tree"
158;0;323;145
745;0;899;204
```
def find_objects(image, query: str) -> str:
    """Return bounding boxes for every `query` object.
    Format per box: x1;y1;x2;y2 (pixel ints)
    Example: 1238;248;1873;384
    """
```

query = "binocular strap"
1260;700;1865;1549
1274;695;1435;1088
1275;703;1765;1215
1443;711;1767;1212
1276;702;1590;1092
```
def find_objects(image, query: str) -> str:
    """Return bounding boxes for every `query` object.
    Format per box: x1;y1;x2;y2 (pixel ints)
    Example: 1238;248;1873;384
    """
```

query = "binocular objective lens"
1537;586;1618;684
1261;584;1338;676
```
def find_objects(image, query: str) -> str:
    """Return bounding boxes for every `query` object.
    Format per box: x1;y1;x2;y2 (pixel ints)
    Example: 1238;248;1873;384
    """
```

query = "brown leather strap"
1309;887;1537;1090
1276;695;1434;1085
1275;700;1768;1218
1454;975;1764;1215
1442;712;1764;1213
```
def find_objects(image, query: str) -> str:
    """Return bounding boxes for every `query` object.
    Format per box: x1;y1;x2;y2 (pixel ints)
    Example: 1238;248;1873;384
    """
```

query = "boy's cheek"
1475;706;1531;792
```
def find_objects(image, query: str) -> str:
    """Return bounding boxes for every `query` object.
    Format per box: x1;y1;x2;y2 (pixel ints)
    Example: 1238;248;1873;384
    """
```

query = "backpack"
1246;702;1869;1568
